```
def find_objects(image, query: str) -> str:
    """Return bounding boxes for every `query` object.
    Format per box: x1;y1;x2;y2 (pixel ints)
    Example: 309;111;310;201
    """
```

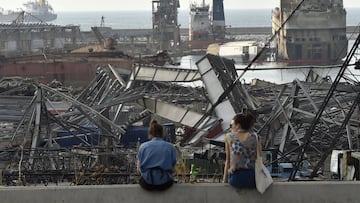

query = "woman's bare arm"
223;137;230;183
136;160;141;175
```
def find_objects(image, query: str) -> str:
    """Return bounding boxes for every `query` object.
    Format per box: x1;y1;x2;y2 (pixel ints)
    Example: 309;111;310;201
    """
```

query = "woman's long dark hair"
149;119;164;138
233;111;255;131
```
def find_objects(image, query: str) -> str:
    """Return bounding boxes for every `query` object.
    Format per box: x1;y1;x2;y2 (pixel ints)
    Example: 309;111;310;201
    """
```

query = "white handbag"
255;134;273;194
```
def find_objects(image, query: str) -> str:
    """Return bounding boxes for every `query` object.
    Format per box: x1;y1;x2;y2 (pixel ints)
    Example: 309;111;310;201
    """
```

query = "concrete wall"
0;182;359;203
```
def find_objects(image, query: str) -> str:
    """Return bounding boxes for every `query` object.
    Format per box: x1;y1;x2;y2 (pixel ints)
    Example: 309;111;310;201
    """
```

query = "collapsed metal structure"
1;0;360;186
0;30;360;183
196;50;360;178
0;64;210;185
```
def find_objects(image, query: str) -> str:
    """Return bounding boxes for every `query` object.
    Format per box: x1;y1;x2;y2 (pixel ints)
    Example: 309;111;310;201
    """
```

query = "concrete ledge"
0;182;359;203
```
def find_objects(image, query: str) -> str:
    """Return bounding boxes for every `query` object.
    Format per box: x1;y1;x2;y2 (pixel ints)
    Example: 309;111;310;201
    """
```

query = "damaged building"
272;0;348;62
0;23;81;57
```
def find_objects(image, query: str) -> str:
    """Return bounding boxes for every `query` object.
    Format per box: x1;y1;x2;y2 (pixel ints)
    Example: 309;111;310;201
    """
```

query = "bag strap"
255;133;261;159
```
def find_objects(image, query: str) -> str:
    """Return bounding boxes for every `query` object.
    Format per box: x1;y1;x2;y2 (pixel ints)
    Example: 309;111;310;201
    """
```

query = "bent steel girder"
290;32;360;180
40;83;126;136
138;96;219;145
310;92;360;177
126;63;201;90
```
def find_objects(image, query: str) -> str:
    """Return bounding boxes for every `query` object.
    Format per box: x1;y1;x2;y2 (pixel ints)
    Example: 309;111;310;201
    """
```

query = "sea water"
52;8;360;31
52;9;360;85
178;39;359;85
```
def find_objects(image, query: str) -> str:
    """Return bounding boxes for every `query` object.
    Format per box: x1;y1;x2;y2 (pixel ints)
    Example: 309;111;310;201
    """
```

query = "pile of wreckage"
0;33;360;185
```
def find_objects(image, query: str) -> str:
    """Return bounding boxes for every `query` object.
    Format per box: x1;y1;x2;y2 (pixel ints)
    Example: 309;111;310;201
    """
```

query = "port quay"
81;26;359;40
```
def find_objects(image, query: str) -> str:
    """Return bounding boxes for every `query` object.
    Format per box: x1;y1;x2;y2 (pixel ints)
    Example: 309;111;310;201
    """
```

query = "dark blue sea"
52;8;360;31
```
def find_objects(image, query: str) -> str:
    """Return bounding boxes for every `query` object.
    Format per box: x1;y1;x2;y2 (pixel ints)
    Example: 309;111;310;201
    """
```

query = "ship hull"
188;0;226;48
189;7;211;41
0;12;56;22
0;0;58;22
0;13;23;22
25;13;57;22
183;39;224;50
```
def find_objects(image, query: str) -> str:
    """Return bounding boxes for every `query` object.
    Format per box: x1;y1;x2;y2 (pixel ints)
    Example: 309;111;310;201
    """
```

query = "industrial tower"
152;0;180;51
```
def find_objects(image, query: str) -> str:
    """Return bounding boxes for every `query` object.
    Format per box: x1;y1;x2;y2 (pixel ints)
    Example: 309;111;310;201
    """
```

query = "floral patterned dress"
225;132;258;188
225;132;257;171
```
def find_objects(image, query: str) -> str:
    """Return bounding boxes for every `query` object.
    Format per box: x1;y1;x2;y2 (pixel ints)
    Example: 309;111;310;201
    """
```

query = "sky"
0;0;360;11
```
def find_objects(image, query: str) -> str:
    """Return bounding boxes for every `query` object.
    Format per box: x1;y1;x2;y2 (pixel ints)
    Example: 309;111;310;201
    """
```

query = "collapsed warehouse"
0;31;360;184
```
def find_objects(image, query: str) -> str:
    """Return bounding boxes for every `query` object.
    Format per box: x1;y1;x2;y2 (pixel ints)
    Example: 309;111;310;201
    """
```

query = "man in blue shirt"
137;120;177;190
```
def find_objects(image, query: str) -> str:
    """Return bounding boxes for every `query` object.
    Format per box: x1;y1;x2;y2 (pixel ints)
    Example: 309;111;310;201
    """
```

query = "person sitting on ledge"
223;112;258;189
137;119;177;191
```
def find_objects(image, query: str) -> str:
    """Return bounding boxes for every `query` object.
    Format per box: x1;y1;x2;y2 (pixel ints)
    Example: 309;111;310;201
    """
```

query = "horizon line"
55;7;360;12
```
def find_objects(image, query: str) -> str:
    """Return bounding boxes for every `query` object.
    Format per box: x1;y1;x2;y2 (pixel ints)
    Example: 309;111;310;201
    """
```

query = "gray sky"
1;0;360;11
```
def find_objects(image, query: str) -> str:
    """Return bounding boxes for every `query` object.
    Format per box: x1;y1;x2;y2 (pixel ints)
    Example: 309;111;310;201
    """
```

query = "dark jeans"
139;177;174;191
228;168;256;189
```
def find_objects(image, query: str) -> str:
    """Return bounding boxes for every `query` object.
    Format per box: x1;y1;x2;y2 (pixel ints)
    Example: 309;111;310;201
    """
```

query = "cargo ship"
189;0;211;42
0;8;22;22
23;0;57;22
0;0;57;22
272;0;348;63
184;0;226;49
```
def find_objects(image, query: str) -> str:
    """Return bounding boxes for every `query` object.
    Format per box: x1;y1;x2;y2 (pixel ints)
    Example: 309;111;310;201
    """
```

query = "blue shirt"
137;138;176;185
